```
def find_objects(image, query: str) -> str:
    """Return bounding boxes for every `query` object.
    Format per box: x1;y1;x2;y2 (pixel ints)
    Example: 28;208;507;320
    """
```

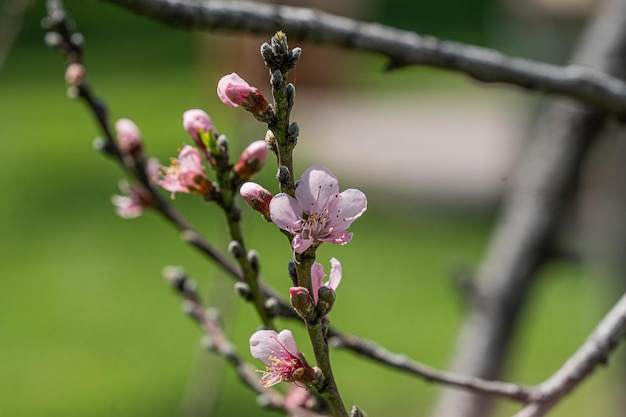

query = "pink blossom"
234;140;269;179
182;109;217;145
311;258;342;304
158;145;212;196
111;181;152;219
269;166;367;254
115;118;142;155
240;182;273;219
249;329;313;387
217;72;253;108
65;63;86;86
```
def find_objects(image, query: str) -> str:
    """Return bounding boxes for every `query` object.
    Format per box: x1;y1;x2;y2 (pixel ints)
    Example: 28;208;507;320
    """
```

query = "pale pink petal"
310;261;326;304
269;194;303;233
319;231;353;246
324;188;367;232
217;72;251;108
276;330;299;356
327;258;342;290
158;174;188;193
111;195;143;219
295;166;339;215
177;145;203;173
292;234;314;254
250;330;280;365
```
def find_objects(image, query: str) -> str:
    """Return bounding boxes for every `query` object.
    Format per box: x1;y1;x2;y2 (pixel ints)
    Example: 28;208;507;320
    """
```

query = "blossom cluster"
110;69;368;395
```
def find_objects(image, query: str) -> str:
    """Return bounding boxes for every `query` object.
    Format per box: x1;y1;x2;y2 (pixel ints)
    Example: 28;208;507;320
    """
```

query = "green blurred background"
1;0;623;416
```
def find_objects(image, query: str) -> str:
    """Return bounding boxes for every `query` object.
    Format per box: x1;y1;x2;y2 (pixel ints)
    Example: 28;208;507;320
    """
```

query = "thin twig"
328;333;533;403
513;292;626;417
100;0;626;118
162;267;326;417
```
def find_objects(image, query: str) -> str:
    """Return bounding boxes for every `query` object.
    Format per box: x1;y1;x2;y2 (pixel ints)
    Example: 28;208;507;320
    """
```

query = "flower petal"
250;329;280;365
295;166;339;215
269;193;303;233
328;258;342;290
292;234;314;254
319;231;353;246
276;330;299;356
177;145;203;173
310;262;326;304
325;188;367;232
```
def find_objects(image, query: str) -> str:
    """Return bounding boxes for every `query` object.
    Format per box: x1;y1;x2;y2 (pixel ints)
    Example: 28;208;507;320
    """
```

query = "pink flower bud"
65;63;86;86
182;109;216;150
217;72;253;108
217;72;271;117
115;118;143;156
240;182;273;220
289;287;316;321
234;140;269;180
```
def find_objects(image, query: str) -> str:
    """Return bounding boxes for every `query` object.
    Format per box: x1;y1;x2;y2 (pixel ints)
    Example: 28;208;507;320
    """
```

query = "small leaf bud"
264;297;280;317
234;282;252;301
228;240;245;259
287;260;298;286
287;122;299;144
277;165;291;187
271;69;283;91
316;286;336;316
247;249;260;273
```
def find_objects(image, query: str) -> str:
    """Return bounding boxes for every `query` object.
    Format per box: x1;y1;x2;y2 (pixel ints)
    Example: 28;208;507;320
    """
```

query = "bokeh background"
2;0;625;416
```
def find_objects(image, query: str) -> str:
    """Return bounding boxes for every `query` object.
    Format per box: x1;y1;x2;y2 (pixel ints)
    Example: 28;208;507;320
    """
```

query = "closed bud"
286;83;296;111
316;286;336;316
277;165;291;187
271;31;289;57
247;249;260;273
115;118;143;157
271;69;283;90
183;109;217;153
65;63;86;86
240;182;273;220
264;297;280;317
228;240;245;259
234;140;268;180
289;286;316;321
287;122;299;144
287;260;298;286
234;282;252;301
287;47;302;68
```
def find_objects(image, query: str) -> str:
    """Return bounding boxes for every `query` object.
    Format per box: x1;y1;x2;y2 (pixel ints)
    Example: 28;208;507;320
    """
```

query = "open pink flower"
249;329;314;387
311;258;342;304
111;181;152;219
269;166;367;254
157;145;212;196
217;72;253;108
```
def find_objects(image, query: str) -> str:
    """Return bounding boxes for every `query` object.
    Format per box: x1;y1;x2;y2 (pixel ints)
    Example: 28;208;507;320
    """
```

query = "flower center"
301;209;329;240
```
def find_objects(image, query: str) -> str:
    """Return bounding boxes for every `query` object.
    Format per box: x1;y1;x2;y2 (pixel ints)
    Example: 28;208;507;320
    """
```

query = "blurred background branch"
0;0;35;71
101;0;626;117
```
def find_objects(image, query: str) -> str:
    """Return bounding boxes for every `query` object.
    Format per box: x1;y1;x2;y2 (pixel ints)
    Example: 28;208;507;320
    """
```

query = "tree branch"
432;0;626;416
513;291;626;417
99;0;626;117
